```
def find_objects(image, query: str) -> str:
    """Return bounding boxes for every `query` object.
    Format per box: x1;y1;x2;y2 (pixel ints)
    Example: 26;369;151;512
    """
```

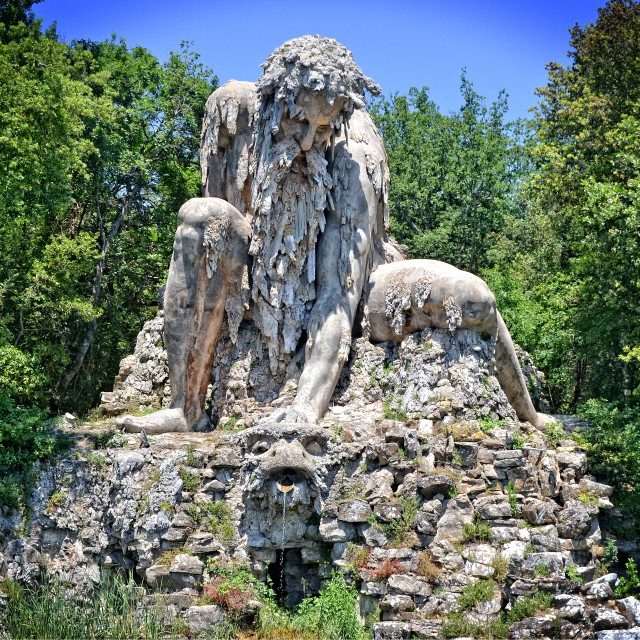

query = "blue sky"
35;0;604;120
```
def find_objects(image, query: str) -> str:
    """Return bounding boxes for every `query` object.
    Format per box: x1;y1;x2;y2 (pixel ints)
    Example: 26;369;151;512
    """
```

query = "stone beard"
250;135;333;373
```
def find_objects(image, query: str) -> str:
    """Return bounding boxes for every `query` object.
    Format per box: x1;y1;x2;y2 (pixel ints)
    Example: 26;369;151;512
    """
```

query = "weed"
417;551;440;582
523;544;537;558
578;491;599;505
458;579;496;608
93;429;126;449
546;423;564;448
507;481;519;516
360;460;369;473
534;563;549;577
601;538;619;569
222;416;239;431
202;562;269;611
159;500;175;516
204;501;235;544
382;395;407;422
185;443;202;468
45;491;65;514
179;467;200;492
505;591;553;623
565;564;583;583
492;555;509;581
509;430;528;450
370;494;420;546
157;546;187;566
461;515;493;543
344;543;372;575
451;447;463;466
371;557;404;582
86;452;108;469
447;485;459;499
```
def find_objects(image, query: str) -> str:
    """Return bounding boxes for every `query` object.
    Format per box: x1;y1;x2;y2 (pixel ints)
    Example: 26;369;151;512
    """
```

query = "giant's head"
254;35;380;151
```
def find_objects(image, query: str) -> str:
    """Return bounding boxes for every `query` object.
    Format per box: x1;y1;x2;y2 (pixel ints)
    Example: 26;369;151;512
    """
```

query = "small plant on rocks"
371;557;404;582
462;515;493;543
417;551;440;582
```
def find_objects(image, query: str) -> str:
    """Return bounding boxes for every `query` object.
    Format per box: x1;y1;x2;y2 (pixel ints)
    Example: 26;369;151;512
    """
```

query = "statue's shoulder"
202;81;258;152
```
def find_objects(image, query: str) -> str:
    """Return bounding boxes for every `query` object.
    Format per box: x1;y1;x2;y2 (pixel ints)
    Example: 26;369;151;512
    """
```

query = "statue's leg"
365;260;544;427
494;311;541;427
118;198;251;433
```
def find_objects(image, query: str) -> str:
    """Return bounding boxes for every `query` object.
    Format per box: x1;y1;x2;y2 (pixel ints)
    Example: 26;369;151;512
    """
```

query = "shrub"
492;555;509;581
565;564;583;583
616;558;640;597
0;393;68;511
578;400;640;537
369;494;420;546
93;429;126;449
458;579;496;609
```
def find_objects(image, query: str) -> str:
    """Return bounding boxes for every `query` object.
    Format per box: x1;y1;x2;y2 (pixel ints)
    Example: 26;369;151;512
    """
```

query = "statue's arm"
291;116;382;421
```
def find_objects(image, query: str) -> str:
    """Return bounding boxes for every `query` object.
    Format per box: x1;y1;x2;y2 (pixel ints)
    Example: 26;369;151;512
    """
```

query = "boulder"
434;495;473;541
417;474;456;498
337;499;372;523
619;597;640;627
590;607;629;632
474;494;512;519
184;605;224;634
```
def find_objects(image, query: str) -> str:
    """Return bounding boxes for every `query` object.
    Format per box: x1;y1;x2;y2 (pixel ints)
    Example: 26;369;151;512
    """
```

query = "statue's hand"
258;406;317;425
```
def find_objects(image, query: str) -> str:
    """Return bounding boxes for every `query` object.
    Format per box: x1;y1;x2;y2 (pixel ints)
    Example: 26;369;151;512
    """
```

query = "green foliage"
565;564;583;583
0;18;216;414
509;430;528;450
178;467;200;492
578;400;640;535
344;543;372;575
185;443;202;468
461;516;493;543
492;555;509;582
203;561;270;611
616;558;640;597
458;579;496;609
487;0;640;409
546;423;564;448
371;76;528;274
601;538;619;568
507;481;519;517
370;494;420;546
94;428;126;449
204;502;234;544
382;395;407;422
3;571;168;639
0;393;67;510
534;563;549;577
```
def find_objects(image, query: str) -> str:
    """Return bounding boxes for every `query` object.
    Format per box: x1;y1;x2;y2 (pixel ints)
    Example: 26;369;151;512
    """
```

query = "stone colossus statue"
118;35;545;434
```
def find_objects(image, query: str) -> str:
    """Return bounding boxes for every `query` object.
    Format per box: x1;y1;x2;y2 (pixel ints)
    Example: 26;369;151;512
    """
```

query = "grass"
94;428;126;449
157;546;187;566
45;491;65;514
417;550;440;581
461;516;493;543
492;555;509;581
1;572;171;640
256;572;366;640
382;395;407;422
185;443;203;468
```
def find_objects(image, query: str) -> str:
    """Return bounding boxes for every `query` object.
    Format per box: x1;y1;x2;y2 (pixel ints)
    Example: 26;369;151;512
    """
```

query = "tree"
0;18;217;412
371;74;528;274
498;0;640;408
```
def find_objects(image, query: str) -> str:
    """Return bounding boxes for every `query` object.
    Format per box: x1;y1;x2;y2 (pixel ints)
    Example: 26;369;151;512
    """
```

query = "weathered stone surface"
557;500;594;538
474;494;512;519
417;474;455;498
522;498;558;525
387;574;431;597
553;593;585;620
372;621;411;640
510;614;556;638
337;499;371;523
434;495;473;541
374;502;403;522
379;594;415;612
414;511;438;535
318;518;354;542
591;607;630;631
619;597;640;627
184;605;224;634
597;631;640;640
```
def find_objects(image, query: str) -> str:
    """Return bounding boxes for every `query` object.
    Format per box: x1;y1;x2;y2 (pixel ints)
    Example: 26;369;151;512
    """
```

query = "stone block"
319;517;354;542
337;499;372;523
